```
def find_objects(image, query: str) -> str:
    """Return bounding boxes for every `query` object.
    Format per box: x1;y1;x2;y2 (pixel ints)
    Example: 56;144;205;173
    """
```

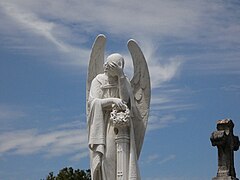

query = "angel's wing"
86;34;106;116
128;39;151;157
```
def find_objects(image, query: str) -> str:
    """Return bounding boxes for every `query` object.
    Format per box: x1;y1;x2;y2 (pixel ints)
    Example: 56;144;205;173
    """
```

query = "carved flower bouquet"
110;104;130;127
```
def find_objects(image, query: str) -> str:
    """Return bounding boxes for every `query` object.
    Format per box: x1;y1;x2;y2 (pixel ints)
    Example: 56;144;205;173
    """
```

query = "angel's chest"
102;87;118;98
98;76;119;98
100;81;119;98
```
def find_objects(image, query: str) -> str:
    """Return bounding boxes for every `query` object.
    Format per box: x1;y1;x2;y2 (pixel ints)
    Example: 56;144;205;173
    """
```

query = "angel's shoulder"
94;73;106;83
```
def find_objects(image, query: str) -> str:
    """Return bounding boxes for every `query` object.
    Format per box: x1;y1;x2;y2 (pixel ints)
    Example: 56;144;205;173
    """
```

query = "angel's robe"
87;73;141;180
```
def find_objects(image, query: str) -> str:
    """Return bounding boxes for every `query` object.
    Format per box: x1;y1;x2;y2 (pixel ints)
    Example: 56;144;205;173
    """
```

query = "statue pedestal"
115;127;130;180
110;104;131;180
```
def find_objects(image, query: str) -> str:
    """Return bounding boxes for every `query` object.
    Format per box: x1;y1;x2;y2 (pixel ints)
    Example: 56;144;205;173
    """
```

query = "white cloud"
147;114;185;132
2;0;236;44
1;2;61;48
0;105;26;120
184;51;240;74
0;1;90;66
1;0;203;37
150;87;195;112
158;154;176;165
136;40;183;88
70;151;89;162
221;85;240;93
1;0;238;77
149;57;182;88
97;38;183;88
144;154;176;165
151;104;195;112
0;121;88;160
147;87;195;131
145;154;160;164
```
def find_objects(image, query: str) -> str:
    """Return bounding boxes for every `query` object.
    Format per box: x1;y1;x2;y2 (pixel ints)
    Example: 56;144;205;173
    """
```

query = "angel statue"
87;34;151;180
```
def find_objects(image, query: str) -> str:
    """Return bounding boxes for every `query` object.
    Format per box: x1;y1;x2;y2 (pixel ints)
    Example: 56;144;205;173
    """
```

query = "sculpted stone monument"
210;119;240;180
86;34;151;180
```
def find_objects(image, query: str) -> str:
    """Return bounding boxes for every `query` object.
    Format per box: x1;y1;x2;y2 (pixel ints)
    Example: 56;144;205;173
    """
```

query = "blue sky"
0;0;240;180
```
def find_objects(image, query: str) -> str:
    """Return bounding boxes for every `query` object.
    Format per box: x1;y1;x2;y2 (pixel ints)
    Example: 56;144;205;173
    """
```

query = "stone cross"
210;119;240;180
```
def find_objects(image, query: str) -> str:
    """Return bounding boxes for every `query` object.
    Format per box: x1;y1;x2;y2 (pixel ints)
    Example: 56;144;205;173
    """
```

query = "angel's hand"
112;98;126;110
108;62;124;77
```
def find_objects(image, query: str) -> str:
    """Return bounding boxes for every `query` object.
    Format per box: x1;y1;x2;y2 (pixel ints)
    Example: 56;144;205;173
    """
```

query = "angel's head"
104;53;125;76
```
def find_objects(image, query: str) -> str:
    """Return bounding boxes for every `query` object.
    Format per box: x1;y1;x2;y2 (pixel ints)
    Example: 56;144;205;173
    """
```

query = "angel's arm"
118;75;130;104
108;61;130;103
89;76;126;110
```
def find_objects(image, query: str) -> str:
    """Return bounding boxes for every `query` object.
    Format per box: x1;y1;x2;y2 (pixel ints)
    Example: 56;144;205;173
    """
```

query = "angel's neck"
104;73;118;83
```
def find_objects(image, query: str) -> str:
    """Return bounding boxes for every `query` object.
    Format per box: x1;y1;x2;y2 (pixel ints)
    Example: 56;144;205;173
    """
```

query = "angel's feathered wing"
128;39;151;158
86;34;106;117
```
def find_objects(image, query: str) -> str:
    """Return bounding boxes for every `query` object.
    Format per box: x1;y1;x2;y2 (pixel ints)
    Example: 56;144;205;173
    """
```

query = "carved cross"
210;119;240;180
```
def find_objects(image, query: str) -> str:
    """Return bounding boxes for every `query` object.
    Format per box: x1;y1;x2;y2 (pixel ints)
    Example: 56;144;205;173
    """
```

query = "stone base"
212;177;239;180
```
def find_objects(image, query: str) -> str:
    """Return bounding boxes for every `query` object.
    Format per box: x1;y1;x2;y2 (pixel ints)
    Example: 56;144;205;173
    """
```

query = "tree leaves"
44;167;91;180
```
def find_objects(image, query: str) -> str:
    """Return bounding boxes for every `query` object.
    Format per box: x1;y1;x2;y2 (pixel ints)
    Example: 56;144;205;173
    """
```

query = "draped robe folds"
87;74;141;180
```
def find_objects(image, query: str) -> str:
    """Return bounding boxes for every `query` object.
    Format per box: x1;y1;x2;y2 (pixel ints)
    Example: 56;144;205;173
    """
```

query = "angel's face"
104;53;124;77
104;62;121;76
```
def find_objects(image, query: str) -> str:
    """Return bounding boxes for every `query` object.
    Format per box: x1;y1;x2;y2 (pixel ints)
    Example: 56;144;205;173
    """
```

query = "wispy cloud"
1;0;238;74
149;58;182;88
144;154;176;165
2;0;237;45
151;104;195;112
221;84;240;93
0;2;64;50
0;0;238;82
147;114;185;132
108;39;183;88
0;121;88;160
139;40;183;88
158;154;176;165
0;104;26;120
147;86;195;131
0;1;90;66
145;154;160;164
150;86;195;107
70;151;89;162
1;0;203;37
184;51;240;74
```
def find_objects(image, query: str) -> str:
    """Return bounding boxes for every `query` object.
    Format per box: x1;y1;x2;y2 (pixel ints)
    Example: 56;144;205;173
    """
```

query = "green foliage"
44;167;91;180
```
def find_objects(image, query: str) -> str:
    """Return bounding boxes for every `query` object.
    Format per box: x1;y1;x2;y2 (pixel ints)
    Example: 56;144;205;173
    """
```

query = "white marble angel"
87;34;151;180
